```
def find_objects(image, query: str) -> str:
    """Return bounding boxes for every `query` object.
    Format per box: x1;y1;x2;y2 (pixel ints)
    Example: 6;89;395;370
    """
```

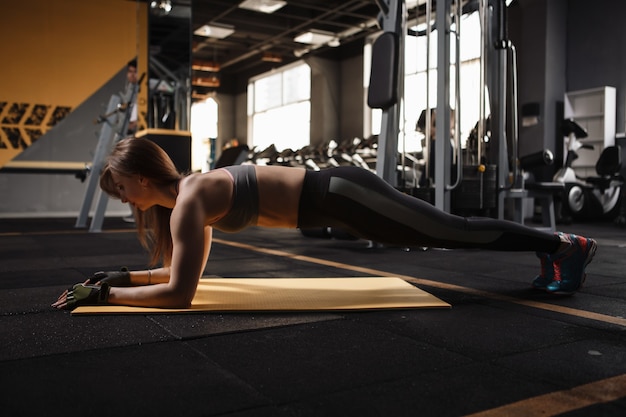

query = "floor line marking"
0;228;133;237
463;373;626;417
213;238;626;328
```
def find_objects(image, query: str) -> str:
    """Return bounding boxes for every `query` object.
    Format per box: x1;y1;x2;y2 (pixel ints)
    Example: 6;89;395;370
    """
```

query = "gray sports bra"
211;165;259;233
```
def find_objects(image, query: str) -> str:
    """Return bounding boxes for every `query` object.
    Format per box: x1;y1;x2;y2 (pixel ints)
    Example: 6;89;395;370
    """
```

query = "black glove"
64;283;110;310
87;267;131;287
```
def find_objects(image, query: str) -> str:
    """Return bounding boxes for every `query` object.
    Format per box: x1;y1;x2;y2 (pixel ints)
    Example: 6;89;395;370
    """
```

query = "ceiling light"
193;76;220;88
327;37;341;47
194;23;235;39
192;91;216;101
239;0;286;14
293;48;309;58
261;52;282;63
192;60;220;72
294;29;337;46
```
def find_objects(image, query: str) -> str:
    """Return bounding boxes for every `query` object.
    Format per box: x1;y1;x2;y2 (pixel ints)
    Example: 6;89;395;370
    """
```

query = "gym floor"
1;216;625;417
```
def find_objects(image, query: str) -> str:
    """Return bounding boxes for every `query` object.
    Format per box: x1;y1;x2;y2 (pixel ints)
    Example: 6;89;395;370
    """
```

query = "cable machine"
369;0;406;188
371;0;518;218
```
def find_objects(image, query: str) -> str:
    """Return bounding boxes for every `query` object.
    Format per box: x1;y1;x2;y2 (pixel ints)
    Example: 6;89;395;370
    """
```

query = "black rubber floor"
1;217;625;417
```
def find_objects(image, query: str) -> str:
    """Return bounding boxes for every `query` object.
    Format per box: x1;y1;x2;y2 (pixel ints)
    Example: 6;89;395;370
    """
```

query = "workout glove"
87;267;131;287
64;283;110;310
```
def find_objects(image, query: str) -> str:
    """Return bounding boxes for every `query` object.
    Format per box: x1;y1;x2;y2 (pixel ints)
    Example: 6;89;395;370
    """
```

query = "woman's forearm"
129;267;170;285
107;283;192;309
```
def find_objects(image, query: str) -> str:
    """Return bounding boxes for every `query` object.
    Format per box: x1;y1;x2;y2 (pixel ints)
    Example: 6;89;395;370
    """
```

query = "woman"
53;138;597;310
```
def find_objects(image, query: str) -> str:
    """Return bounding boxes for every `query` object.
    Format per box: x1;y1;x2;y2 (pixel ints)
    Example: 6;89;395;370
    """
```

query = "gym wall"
566;0;626;132
510;0;626;173
0;0;136;165
0;0;137;216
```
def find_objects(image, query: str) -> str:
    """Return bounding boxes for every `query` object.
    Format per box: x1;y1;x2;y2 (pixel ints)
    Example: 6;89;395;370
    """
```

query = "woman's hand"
52;288;70;309
52;278;88;309
52;281;110;310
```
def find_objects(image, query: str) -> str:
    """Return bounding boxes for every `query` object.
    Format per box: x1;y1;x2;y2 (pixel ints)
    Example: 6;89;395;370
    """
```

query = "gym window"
190;96;218;172
247;62;311;152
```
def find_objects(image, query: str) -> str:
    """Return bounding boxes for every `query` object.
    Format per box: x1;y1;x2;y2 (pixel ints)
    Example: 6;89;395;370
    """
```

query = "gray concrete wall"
308;56;341;147
213;92;238;153
340;54;366;141
566;0;626;133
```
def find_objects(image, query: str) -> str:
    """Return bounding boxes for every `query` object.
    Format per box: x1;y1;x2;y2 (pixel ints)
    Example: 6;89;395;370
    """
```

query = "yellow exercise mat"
72;277;450;315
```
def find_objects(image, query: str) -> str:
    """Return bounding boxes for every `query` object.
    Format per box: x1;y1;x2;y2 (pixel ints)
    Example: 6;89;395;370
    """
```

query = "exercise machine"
75;73;144;232
554;119;623;221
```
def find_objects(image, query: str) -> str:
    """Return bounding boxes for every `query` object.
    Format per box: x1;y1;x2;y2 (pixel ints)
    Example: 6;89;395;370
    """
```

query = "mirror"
136;0;192;131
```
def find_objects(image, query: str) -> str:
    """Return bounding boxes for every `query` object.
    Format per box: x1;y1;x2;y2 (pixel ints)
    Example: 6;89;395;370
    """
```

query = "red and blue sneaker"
546;233;597;295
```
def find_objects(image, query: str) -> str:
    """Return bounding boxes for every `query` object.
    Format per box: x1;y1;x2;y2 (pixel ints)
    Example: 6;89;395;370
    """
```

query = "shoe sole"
531;279;550;290
548;238;597;295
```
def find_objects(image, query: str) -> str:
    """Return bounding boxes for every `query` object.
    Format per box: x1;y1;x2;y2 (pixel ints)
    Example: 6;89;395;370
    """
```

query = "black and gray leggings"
297;166;561;253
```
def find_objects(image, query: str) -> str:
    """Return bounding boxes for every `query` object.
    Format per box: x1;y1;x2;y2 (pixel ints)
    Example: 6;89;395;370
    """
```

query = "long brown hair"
100;138;183;266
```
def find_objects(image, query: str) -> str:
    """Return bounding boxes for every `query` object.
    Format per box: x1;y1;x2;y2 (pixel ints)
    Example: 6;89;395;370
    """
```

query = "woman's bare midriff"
254;165;306;228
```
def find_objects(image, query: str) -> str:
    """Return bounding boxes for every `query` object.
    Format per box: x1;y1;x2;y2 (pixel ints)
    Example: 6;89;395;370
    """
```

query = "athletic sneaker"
546;233;597;295
531;252;553;289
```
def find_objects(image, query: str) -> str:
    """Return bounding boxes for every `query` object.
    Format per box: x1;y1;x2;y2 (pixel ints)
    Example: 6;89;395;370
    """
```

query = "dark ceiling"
193;0;387;94
145;0;420;96
144;1;506;97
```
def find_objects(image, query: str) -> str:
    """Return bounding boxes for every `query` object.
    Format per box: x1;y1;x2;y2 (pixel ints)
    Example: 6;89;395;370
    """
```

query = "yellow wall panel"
0;0;139;165
0;0;138;105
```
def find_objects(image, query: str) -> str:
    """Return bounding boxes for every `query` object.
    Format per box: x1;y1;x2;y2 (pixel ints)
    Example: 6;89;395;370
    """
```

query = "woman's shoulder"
175;171;233;222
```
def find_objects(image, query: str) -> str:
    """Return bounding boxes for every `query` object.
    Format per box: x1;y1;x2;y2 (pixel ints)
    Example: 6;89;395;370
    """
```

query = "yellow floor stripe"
0;228;133;237
464;373;626;417
216;238;626;416
213;238;626;328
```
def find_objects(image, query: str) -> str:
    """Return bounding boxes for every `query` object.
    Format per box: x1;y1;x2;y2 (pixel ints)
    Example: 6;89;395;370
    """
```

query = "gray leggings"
297;166;560;253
